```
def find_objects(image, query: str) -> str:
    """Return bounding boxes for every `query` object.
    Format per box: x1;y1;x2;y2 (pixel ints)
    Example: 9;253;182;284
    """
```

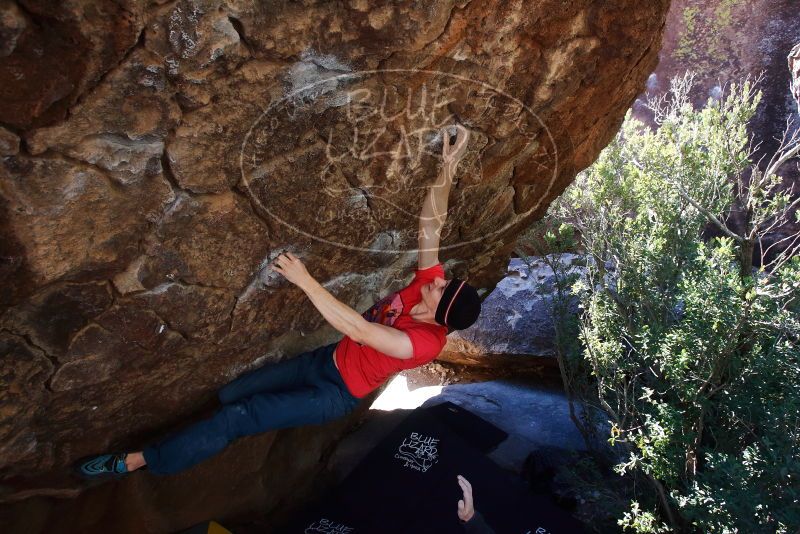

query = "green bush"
543;75;800;532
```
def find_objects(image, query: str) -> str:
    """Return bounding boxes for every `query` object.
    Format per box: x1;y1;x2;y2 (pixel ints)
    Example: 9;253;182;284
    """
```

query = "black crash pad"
424;401;508;454
280;402;586;533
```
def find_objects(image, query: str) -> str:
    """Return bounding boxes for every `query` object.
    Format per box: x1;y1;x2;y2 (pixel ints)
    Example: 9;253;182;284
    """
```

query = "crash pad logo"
394;431;439;473
304;518;354;533
239;52;562;254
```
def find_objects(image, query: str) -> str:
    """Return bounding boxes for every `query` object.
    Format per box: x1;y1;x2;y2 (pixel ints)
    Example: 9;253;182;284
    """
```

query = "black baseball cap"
434;278;481;331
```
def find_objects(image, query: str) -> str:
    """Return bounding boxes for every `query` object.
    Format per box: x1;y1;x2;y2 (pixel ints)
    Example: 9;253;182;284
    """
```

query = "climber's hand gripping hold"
269;251;312;289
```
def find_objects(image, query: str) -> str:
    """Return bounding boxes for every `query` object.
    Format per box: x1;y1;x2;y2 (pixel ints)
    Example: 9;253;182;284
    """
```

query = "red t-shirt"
335;263;449;398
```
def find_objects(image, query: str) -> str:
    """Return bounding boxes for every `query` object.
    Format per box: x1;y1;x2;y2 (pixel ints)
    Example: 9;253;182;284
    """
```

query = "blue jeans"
142;343;359;475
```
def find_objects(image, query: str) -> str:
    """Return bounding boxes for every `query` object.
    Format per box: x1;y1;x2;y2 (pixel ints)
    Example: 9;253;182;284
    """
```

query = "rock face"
0;0;669;529
440;256;585;364
421;382;589;472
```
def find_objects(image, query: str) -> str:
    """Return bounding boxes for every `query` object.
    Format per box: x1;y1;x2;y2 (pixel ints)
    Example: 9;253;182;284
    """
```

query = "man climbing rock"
77;125;482;478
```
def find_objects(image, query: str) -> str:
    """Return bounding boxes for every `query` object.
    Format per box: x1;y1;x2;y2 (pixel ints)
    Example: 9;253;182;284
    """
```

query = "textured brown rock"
0;0;145;129
0;0;670;529
0;333;53;471
0;126;18;155
26;47;180;182
0;155;174;288
139;192;270;289
0;1;26;58
1;281;113;357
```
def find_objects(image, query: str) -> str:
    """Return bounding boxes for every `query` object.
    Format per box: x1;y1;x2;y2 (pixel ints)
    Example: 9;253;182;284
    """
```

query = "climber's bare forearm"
417;124;469;269
300;276;369;342
269;252;369;341
418;164;455;268
300;277;414;358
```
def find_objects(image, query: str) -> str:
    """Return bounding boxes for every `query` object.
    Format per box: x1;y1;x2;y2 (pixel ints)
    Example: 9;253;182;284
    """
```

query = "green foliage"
545;77;800;532
673;1;744;65
619;501;671;534
713;0;740;31
675;6;702;62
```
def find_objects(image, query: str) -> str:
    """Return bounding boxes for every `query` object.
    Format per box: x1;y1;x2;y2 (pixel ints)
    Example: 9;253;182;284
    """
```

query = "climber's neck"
409;301;437;324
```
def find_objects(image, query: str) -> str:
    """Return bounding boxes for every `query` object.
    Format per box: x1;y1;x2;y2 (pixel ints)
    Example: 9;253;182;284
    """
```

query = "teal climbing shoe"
75;453;129;479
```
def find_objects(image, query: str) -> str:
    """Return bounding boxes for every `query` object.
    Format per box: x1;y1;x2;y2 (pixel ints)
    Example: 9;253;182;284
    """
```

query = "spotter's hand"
269;252;312;289
442;124;470;165
456;475;475;522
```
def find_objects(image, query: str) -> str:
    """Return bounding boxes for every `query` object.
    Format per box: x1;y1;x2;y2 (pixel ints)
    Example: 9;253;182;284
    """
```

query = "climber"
76;124;482;479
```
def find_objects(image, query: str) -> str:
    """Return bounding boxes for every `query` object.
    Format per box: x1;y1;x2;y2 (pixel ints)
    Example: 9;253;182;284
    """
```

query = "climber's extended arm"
269;252;414;359
418;125;470;270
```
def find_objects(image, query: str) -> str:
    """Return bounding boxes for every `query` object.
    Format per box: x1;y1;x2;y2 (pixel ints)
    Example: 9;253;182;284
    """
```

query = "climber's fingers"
269;253;289;271
441;127;451;158
442;125;469;163
269;252;309;287
454;124;469;144
457;475;473;500
456;475;474;521
451;125;470;154
273;252;294;266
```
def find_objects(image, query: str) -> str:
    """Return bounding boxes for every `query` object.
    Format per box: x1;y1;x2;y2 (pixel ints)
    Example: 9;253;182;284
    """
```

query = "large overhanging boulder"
0;0;669;528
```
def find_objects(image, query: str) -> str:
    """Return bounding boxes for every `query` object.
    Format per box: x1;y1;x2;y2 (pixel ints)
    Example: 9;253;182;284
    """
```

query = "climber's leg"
142;351;358;475
217;343;336;404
